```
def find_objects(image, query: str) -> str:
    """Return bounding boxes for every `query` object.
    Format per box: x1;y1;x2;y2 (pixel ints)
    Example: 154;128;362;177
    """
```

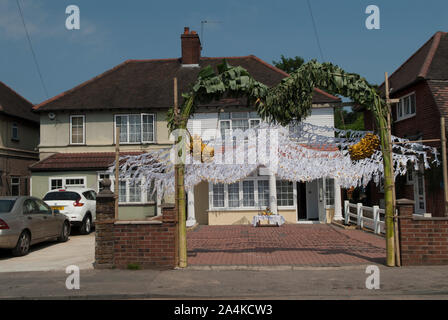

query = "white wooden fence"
344;201;385;235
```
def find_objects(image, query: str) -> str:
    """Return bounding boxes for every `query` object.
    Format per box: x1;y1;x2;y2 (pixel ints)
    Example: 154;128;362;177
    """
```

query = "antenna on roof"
200;20;223;55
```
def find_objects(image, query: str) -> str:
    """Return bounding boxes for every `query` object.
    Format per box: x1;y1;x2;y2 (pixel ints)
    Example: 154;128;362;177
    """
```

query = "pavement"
188;225;386;266
0;233;94;273
0;265;447;299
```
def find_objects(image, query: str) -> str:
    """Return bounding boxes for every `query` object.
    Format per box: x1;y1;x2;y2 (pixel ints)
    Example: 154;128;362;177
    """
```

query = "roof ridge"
418;31;446;78
383;31;445;88
34;60;134;110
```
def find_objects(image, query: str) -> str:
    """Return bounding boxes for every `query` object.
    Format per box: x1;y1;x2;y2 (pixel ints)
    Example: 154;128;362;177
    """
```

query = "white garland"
109;122;439;200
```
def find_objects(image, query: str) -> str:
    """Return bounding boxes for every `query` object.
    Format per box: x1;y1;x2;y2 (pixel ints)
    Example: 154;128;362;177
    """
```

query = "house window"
116;178;154;204
276;180;294;206
115;113;155;144
243;181;255;207
11;177;20;196
50;179;63;190
396;93;416;121
210;178;295;210
49;177;85;190
70;115;85;144
212;183;225;207
228;183;240;207
325;178;335;206
11;123;19;141
218;112;261;137
257;180;270;206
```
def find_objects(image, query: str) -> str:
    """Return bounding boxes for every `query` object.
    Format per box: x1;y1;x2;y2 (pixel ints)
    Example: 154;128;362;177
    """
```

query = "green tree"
335;109;365;131
273;55;305;74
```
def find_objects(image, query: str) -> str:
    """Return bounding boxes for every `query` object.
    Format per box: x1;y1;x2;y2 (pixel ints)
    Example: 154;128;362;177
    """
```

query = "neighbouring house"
0;82;40;196
363;31;448;217
31;27;342;224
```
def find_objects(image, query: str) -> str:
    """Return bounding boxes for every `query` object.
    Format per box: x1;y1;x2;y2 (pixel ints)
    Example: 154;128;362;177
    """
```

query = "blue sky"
1;0;448;104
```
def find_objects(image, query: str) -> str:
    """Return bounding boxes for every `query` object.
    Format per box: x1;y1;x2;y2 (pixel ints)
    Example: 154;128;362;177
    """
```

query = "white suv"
43;188;96;234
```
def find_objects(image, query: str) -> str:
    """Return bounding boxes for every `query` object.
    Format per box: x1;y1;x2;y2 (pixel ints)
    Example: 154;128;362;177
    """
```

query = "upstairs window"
70;115;85;144
11;123;19;141
11;177;20;196
218;112;260;137
115;114;155;144
396;93;416;121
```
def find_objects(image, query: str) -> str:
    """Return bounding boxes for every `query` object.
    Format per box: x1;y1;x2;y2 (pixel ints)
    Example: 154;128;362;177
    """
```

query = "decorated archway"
114;60;439;267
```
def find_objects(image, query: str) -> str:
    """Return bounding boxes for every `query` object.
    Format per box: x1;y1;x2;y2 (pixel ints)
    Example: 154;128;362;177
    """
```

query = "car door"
22;199;45;242
34;199;60;238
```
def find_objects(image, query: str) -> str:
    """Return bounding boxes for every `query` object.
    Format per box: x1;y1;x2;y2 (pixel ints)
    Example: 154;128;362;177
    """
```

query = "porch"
187;224;386;266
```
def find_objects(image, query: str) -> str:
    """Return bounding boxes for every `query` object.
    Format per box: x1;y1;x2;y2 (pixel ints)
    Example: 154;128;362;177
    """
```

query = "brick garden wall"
397;200;448;265
95;181;178;270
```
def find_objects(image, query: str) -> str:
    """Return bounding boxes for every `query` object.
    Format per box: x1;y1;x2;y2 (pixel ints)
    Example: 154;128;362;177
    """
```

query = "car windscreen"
0;200;16;213
43;192;81;201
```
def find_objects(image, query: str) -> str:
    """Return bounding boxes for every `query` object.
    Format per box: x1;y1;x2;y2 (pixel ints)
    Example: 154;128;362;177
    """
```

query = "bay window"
210;178;295;210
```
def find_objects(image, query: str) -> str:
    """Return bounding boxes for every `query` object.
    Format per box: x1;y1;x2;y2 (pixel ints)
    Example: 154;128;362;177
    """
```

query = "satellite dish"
48;112;56;120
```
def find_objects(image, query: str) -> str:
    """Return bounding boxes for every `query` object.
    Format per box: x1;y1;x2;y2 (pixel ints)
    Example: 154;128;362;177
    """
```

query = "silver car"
0;196;71;256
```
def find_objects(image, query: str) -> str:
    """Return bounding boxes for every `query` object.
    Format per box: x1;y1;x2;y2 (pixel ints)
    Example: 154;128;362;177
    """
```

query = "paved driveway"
0;233;94;273
187;224;386;266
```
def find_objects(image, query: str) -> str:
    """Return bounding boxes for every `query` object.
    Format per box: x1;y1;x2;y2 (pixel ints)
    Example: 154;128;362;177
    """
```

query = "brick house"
31;27;343;224
0;82;40;196
363;31;448;217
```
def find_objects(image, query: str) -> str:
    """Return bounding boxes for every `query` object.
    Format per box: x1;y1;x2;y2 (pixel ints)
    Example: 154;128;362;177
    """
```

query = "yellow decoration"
189;135;214;163
348;133;380;161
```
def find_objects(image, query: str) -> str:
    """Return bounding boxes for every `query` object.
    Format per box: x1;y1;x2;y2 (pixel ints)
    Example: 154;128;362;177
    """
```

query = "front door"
297;182;307;220
306;180;319;220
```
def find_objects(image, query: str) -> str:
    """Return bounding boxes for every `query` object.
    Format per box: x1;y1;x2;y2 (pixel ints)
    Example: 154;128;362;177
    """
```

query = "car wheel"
80;215;91;235
58;221;70;242
12;231;31;257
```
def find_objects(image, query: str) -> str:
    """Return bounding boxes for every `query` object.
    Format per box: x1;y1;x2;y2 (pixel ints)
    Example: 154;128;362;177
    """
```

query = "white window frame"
118;178;155;205
70;115;86;145
218;112;261;136
48;176;86;191
11;177;20;196
209;177;296;211
395;92;416;122
114;113;156;144
324;178;335;208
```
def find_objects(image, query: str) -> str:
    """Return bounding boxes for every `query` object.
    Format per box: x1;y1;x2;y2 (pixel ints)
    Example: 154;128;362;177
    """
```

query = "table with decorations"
252;207;285;227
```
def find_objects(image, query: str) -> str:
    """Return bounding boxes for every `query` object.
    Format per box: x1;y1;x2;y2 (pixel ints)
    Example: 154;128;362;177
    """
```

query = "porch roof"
29;152;145;172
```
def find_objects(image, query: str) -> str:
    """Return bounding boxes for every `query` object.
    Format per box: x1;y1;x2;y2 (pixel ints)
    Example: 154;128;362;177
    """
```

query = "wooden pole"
114;127;120;220
384;72;397;267
441;117;448;216
174;77;188;268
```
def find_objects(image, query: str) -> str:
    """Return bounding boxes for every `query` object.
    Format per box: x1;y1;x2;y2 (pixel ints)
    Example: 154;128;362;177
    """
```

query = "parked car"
0;196;70;256
43;188;96;235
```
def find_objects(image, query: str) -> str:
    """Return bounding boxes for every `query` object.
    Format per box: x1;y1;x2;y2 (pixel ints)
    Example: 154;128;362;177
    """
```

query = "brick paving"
187;224;386;266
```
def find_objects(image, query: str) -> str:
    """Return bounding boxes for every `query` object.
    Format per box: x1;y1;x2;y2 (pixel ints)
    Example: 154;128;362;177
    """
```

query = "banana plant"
169;59;396;267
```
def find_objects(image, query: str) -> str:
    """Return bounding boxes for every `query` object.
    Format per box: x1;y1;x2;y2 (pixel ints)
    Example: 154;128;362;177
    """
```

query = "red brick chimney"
181;27;201;65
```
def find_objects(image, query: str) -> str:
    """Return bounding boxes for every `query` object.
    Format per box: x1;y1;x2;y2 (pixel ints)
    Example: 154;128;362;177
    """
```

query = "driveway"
187;224;386;266
0;233;94;273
